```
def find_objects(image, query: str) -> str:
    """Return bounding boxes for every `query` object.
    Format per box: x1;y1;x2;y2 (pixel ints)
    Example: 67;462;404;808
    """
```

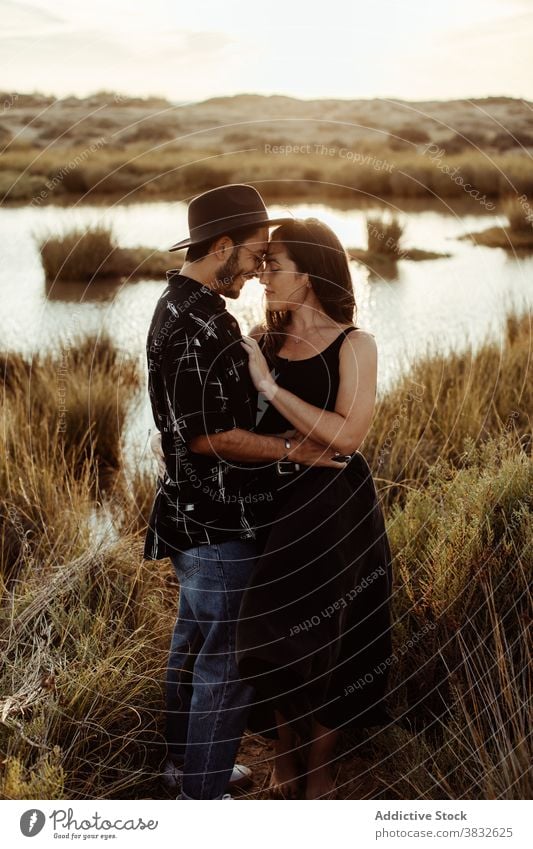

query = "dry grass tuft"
38;226;171;283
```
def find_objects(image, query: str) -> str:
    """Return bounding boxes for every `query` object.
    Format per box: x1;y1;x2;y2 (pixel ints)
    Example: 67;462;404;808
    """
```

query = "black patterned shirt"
143;271;258;560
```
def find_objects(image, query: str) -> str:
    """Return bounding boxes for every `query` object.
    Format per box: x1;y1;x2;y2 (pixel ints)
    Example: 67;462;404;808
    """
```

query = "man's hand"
241;335;278;397
288;432;348;469
150;430;167;477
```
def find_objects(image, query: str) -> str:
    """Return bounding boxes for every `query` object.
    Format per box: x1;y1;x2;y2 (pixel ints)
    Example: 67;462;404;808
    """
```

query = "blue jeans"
166;538;257;799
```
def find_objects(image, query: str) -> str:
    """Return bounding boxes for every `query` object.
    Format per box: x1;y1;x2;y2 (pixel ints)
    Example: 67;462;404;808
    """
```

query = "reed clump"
38;226;171;283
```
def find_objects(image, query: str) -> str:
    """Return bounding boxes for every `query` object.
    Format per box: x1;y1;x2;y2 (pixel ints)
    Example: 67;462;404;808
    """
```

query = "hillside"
1;91;532;153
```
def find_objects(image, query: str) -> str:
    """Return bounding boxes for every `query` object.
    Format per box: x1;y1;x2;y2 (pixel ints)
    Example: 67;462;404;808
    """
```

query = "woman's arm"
241;331;377;454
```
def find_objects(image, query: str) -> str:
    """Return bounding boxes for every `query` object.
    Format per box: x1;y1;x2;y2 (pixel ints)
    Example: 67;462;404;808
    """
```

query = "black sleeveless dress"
236;328;395;739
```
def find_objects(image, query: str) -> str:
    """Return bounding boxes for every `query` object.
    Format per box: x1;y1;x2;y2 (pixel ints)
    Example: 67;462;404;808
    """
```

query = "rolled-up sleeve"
162;326;237;443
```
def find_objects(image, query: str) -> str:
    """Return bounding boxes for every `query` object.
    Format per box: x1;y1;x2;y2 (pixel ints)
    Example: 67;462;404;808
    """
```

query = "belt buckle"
276;460;300;475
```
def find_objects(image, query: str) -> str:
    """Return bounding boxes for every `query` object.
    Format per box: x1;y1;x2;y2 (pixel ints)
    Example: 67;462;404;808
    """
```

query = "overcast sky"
2;0;533;102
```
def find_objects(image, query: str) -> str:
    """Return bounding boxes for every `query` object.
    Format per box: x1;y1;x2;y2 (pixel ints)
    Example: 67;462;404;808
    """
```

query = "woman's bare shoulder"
344;327;376;343
347;326;375;338
340;327;377;358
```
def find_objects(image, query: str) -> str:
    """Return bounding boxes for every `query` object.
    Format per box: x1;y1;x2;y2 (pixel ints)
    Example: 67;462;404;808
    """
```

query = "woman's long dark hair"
261;218;357;360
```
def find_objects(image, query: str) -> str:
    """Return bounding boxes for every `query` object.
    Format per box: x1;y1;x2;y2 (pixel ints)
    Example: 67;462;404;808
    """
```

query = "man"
144;184;343;799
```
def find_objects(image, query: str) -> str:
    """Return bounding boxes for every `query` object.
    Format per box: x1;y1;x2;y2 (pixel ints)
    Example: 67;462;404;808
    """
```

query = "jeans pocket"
171;548;201;580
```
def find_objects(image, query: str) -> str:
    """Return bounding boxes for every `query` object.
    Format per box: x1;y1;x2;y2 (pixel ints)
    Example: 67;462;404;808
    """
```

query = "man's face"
213;227;269;299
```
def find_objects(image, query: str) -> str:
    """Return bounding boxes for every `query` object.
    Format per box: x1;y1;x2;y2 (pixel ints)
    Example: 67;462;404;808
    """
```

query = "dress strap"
343;326;359;337
259;326;362;355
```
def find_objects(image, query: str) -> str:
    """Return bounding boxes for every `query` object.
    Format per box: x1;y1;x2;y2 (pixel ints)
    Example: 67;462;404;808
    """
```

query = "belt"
275;453;356;476
276;459;301;475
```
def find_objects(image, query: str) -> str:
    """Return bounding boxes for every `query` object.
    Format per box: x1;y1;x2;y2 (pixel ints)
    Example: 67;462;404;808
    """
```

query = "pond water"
1;198;531;469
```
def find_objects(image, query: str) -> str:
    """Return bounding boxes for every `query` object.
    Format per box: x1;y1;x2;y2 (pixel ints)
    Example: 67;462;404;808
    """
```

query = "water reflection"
3;196;531;476
1;198;532;394
351;255;400;282
44;277;126;302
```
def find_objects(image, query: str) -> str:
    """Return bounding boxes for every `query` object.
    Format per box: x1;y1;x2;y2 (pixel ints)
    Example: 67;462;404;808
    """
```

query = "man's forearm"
189;428;287;462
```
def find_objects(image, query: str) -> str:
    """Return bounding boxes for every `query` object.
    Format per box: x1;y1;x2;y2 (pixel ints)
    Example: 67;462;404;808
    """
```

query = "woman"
235;218;394;799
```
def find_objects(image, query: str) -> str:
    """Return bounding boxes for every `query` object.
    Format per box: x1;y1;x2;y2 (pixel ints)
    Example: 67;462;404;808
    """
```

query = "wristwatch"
277;436;299;475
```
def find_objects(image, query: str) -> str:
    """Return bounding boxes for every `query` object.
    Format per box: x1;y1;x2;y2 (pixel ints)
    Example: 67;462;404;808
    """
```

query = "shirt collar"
166;269;226;313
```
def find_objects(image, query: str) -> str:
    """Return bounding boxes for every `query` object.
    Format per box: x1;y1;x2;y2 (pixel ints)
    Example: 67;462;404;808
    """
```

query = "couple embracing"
144;184;394;800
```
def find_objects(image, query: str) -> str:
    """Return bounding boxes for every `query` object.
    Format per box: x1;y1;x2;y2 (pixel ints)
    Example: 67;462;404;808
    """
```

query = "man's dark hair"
185;223;264;263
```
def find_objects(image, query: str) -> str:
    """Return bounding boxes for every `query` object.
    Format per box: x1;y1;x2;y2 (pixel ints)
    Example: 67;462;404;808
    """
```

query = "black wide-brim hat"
169;183;292;251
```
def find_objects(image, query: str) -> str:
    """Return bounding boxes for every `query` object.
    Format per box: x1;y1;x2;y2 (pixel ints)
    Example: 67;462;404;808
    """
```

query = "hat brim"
168;216;293;252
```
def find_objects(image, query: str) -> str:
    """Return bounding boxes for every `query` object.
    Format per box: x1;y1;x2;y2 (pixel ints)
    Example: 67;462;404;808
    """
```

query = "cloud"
0;17;239;100
0;0;65;37
1;0;532;100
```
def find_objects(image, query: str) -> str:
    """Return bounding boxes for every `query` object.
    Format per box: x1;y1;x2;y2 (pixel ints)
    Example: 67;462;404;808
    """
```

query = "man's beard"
212;249;243;299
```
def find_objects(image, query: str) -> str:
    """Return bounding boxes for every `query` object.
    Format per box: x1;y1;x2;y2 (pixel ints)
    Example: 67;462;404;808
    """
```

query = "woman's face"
259;240;309;311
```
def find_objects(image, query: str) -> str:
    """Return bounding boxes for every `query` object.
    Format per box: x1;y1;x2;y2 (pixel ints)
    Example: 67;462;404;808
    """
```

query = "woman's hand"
241;335;278;399
150;430;167;478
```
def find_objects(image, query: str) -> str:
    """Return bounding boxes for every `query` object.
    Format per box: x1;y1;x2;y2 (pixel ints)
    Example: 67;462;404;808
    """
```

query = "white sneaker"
162;760;252;792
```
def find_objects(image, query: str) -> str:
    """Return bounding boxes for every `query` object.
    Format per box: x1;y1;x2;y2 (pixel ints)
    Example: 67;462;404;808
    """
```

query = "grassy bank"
354;431;531;800
364;310;532;510
2;143;532;204
0;312;531;799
